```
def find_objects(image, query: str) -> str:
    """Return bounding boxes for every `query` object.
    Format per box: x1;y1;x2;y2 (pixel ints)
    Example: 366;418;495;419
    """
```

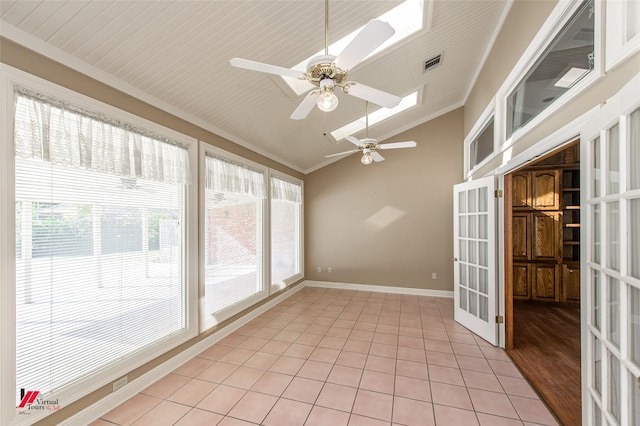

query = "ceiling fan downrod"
325;0;329;56
229;0;401;120
365;101;369;139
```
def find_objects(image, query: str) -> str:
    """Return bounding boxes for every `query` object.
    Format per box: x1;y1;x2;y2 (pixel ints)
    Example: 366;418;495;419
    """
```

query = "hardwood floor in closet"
507;301;581;426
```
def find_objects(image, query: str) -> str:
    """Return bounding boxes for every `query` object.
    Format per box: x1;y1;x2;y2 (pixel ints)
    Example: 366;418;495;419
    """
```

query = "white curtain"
14;92;191;185
205;155;264;197
271;176;302;203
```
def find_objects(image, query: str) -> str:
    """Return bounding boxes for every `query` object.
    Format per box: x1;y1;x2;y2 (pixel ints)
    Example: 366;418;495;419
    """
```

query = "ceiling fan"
229;0;402;120
325;102;416;165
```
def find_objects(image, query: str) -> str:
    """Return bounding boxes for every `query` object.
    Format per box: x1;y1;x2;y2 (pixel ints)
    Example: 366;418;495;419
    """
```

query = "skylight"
554;67;590;88
330;91;418;142
282;0;424;95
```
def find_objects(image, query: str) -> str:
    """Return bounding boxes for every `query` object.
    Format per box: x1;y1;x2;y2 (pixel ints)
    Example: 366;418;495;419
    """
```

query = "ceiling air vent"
423;54;442;73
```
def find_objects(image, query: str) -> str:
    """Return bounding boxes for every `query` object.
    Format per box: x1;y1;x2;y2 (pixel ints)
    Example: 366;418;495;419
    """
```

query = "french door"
453;176;498;345
581;74;640;425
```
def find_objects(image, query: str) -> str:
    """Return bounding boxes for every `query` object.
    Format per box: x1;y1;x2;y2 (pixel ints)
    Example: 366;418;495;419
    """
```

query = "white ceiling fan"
325;102;416;165
229;0;402;120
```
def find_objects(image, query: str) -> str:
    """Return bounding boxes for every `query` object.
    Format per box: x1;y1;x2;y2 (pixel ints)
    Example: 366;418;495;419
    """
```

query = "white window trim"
494;105;599;176
465;101;496;178
0;68;18;426
605;0;640;71
0;65;199;426
199;143;270;332
495;0;604;152
269;170;305;292
492;105;599;351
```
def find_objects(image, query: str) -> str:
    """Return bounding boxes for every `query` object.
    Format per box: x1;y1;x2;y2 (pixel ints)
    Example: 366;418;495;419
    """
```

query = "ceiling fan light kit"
324;134;417;166
316;78;339;112
361;148;373;165
229;0;402;119
325;101;417;165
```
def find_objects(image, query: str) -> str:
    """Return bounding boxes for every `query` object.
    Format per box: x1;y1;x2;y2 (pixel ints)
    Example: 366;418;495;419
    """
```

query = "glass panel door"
453;176;497;344
581;75;640;426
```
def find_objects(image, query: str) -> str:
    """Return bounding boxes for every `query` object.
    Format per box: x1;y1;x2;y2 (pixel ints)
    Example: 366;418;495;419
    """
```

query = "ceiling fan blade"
325;149;359;158
346;82;401;108
230;57;305;79
371;151;385;162
290;91;318;120
334;20;395;70
345;136;362;146
378;141;417;150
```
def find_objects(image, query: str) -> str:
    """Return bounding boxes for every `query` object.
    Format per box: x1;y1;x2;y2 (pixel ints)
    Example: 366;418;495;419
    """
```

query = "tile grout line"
98;288;558;425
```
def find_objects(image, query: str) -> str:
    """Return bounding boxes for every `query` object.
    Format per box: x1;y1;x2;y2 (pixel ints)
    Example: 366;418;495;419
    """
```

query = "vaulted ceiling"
1;0;511;173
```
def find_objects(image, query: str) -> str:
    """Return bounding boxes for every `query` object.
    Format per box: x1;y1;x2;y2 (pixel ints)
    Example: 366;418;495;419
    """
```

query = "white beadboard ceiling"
0;0;510;173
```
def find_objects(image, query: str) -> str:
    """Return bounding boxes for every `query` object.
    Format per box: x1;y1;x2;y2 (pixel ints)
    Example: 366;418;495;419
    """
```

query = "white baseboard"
63;279;452;425
62;283;305;426
305;280;454;298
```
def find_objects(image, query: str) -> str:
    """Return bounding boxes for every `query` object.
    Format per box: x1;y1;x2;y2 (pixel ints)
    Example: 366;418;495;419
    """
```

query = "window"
465;102;495;175
200;150;304;329
13;90;192;411
202;153;266;328
271;176;303;288
330;91;418;142
605;0;640;69
469;118;495;170
506;0;594;138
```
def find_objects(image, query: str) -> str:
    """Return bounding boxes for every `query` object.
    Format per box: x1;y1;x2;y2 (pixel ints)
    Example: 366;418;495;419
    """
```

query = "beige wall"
464;0;558;134
465;1;640;180
305;108;464;291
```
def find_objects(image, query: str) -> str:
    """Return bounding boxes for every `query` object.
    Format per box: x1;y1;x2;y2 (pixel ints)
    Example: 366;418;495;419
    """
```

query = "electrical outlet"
113;376;128;392
328;267;332;273
432;272;437;280
317;267;321;273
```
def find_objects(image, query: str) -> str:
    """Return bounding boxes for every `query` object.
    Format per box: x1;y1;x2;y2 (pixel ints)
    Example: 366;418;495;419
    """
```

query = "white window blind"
14;91;189;402
203;155;265;320
271;177;302;285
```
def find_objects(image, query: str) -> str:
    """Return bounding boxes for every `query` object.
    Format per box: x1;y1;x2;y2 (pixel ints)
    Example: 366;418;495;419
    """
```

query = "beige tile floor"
92;287;560;426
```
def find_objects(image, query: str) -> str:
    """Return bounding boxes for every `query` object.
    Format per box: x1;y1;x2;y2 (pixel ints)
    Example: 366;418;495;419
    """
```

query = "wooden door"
513;263;531;299
512;172;531;209
532;263;560;302
562;264;580;302
531;170;560;210
532;211;561;261
512;213;531;260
